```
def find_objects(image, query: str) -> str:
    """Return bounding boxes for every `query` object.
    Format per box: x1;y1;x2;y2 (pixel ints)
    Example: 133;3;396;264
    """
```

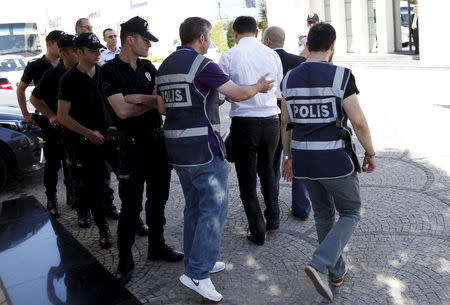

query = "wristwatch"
283;155;291;160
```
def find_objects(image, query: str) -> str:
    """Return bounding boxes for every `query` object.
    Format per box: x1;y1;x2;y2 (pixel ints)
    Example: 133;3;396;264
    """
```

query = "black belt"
232;115;278;120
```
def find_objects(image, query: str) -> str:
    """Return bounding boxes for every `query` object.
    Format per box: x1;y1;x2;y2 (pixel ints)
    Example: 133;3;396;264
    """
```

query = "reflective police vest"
282;62;356;179
156;49;224;167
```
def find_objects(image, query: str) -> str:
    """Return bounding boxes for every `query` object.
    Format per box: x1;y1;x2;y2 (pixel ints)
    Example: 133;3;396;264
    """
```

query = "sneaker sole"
179;275;222;302
304;266;333;301
210;263;225;274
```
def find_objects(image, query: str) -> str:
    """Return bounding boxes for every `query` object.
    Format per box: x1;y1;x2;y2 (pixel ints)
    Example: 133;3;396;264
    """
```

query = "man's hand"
362;155;376;173
49;115;60;128
86;130;105;145
256;74;275;93
156;95;166;115
24;113;37;125
282;159;293;182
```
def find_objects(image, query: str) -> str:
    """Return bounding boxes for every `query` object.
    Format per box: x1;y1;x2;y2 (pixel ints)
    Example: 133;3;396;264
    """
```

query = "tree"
257;0;268;31
211;21;228;52
226;20;235;48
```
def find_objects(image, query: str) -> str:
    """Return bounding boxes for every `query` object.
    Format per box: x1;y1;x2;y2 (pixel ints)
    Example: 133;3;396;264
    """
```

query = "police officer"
157;17;274;302
57;32;113;249
17;31;62;126
280;23;376;301
30;34;78;217
101;16;183;284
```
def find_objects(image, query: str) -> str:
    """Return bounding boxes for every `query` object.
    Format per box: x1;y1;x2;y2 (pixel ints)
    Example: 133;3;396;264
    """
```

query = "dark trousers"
116;129;171;260
67;138;109;231
412;28;419;54
231;116;280;239
41;123;72;199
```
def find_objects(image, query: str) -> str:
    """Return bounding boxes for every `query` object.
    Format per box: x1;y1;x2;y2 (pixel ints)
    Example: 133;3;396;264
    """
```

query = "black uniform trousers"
231;116;280;240
33;115;72;199
65;136;109;231
116;128;171;260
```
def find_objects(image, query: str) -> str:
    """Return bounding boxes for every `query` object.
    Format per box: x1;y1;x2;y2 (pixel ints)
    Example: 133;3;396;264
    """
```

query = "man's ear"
255;29;259;38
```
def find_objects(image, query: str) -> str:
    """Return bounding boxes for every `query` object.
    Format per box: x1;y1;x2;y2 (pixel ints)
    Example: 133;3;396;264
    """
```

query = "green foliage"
258;0;268;31
211;21;228;52
226;20;235;48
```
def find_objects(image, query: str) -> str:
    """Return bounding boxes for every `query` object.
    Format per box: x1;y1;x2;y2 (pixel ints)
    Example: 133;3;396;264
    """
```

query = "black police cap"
307;12;320;23
120;16;158;42
75;32;105;50
57;34;77;49
46;30;65;41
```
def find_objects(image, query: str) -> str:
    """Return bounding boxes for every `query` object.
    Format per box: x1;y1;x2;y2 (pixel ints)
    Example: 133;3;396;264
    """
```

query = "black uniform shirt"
344;74;359;99
100;56;162;131
58;66;108;134
32;64;67;113
21;56;54;85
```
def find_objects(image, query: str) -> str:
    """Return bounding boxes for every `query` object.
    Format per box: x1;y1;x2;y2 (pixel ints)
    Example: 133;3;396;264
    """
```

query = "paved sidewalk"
1;56;449;304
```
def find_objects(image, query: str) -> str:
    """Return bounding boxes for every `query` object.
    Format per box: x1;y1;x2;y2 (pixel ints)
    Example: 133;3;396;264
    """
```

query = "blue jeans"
301;172;361;280
174;156;228;280
292;179;311;218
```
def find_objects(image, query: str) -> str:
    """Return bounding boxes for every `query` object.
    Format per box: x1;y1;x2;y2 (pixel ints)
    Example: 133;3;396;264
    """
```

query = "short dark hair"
103;28;114;38
179;17;211;45
233;16;257;34
120;30;138;45
75;18;88;27
307;22;336;52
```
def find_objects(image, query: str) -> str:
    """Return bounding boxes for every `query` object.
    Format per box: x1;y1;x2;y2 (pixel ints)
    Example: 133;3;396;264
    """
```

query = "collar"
114;55;143;68
273;48;283;51
237;36;258;45
177;45;198;53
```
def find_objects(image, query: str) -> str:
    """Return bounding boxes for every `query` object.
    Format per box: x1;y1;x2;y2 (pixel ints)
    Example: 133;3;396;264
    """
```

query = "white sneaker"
210;261;225;274
304;265;333;301
179;274;223;302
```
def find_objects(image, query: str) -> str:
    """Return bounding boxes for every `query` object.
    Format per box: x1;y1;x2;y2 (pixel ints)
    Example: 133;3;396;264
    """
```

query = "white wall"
420;0;450;67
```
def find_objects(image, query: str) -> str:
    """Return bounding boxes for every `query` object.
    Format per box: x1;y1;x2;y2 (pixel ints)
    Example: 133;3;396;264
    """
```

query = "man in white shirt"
100;28;121;63
219;16;283;246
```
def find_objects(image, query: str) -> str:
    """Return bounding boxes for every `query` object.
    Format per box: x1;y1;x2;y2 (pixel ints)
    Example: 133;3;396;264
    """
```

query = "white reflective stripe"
159;83;193;108
283;87;344;98
333;67;345;92
188;54;206;79
157;74;190;85
164;127;208;138
282;70;292;93
291;139;345;150
211;124;220;133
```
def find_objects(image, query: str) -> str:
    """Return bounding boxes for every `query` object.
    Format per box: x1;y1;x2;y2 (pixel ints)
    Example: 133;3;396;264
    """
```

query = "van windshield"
0;23;41;55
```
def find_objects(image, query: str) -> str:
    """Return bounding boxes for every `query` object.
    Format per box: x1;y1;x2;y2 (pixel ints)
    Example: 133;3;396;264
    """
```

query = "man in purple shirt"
157;17;274;302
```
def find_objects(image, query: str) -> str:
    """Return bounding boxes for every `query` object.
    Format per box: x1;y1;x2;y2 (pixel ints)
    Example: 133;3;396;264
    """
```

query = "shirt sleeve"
196;62;230;91
100;66;122;98
20;62;34;84
58;75;75;102
217;52;231;100
344;73;359;99
274;55;283;99
32;70;51;100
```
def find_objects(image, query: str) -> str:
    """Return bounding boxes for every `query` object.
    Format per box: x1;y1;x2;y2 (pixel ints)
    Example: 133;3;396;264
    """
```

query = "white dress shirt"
100;46;121;63
219;37;283;117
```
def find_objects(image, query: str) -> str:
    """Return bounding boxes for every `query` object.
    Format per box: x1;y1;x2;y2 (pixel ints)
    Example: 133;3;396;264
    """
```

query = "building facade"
266;0;450;67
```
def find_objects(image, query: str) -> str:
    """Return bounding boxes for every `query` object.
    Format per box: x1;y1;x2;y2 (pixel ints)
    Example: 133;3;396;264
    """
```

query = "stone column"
351;0;370;53
330;0;347;54
376;0;395;53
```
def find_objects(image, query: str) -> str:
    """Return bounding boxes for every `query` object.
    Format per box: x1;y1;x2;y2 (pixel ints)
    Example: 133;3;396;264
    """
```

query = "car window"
0;58;26;72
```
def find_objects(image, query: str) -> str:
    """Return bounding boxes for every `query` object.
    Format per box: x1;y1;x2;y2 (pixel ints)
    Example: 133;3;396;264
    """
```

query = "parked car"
0;106;44;191
0;54;35;110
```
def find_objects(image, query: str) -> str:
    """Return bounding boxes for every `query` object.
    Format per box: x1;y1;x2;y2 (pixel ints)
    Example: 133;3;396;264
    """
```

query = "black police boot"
99;226;113;249
135;217;149;236
115;256;135;284
147;244;184;262
66;192;75;208
77;210;92;228
46;193;60;218
105;204;120;220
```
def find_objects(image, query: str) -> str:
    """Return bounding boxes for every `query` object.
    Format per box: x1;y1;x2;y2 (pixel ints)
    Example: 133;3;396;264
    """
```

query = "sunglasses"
106;35;117;39
80;25;93;30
